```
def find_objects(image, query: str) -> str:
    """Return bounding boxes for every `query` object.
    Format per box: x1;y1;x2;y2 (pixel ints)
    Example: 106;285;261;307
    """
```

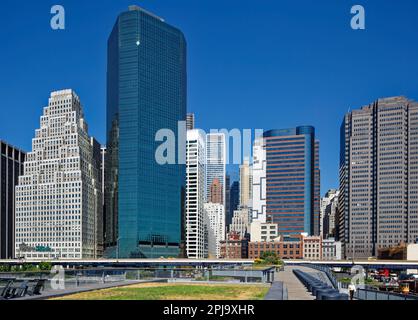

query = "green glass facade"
105;6;186;258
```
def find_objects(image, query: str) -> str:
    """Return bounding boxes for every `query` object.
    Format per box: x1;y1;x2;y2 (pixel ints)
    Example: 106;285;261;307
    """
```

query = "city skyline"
2;1;418;195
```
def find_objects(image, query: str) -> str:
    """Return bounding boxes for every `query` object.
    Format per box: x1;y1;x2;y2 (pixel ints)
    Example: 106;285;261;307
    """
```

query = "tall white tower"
186;130;206;259
14;89;102;259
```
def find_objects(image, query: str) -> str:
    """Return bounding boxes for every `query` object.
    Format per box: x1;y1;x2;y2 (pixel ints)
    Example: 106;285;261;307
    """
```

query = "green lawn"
53;283;270;300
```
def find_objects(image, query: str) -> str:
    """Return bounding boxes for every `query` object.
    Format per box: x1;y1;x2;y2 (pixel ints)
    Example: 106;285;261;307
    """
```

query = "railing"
0;266;274;291
300;264;339;289
355;288;418;301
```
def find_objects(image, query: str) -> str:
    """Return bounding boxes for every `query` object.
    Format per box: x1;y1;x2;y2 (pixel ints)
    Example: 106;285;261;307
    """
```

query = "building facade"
321;189;339;239
322;238;342;261
248;234;304;260
15;89;102;259
0;141;25;259
186;113;195;131
209;178;223;204
204;202;225;258
339;97;418;258
185;130;206;259
302;235;322;260
228;181;240;229
230;207;251;239
239;157;252;207
250;222;278;242
206;133;226;205
220;232;249;259
263;127;320;236
251;137;267;223
106;6;187;258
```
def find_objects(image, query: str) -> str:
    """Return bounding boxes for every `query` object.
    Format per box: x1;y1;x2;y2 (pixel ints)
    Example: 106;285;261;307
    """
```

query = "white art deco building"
185;130;206;259
14;90;102;259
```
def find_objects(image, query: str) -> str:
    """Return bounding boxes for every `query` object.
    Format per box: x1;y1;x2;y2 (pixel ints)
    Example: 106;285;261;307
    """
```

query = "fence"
355;288;418;301
0;266;274;291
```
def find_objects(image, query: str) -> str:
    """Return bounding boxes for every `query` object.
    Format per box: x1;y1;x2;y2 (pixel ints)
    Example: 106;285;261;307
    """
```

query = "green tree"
259;252;282;265
38;261;52;271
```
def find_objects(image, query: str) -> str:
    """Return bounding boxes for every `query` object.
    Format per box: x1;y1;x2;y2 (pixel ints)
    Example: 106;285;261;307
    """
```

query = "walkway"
276;266;327;300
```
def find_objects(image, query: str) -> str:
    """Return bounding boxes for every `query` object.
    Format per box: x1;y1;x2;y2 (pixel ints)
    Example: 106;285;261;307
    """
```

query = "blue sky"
1;0;418;194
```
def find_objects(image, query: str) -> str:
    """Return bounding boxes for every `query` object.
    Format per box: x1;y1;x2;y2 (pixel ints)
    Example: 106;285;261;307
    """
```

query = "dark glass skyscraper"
0;140;25;259
105;6;186;258
228;181;240;228
264;127;320;236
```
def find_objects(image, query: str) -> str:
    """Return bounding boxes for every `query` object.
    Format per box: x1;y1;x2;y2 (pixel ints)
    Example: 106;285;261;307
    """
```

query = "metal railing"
301;264;339;289
355;288;418;301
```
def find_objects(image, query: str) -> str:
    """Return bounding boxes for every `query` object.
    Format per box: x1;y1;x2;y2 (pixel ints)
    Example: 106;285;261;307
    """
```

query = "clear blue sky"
1;0;418;195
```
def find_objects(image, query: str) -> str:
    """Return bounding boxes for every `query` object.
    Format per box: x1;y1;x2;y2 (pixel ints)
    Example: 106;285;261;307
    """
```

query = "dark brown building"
209;178;223;204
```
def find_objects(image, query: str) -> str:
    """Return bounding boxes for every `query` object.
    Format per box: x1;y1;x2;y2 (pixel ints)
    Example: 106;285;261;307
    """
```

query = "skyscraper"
204;202;225;258
263;127;320;236
0;141;25;259
320;189;339;239
209;178;222;204
15;89;102;259
339;96;418;258
185;130;206;259
186;113;195;131
206;133;226;205
225;174;231;226
228;181;240;227
251;137;267;223
105;6;187;258
239;157;252;207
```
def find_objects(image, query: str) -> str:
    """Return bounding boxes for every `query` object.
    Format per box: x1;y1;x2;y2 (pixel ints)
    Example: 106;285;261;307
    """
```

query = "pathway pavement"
276;266;326;300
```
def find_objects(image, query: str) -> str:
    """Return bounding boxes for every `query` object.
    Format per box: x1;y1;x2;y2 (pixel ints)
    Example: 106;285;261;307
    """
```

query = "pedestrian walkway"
276;266;322;300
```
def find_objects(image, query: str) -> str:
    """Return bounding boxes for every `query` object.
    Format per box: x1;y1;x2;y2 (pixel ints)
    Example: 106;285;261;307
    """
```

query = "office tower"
186;113;195;131
106;6;187;258
100;146;106;243
225;174;230;226
0;141;25;259
339;96;418;258
239;157;252;207
228;181;240;227
185;130;206;259
204;202;225;258
320;189;339;239
251;137;266;222
230;207;251;238
14;89;102;259
263;127;320;236
209;178;222;204
206;133;226;205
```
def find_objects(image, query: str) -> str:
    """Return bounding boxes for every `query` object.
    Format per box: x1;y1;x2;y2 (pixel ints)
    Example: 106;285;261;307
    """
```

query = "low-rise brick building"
248;234;304;260
220;232;249;259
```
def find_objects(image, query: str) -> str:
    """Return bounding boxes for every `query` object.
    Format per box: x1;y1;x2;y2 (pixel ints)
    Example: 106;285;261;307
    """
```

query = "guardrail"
355;288;418;301
298;264;339;289
0;266;275;290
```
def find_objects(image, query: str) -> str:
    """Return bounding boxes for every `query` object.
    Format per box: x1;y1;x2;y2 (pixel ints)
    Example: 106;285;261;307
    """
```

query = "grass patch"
52;283;270;300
